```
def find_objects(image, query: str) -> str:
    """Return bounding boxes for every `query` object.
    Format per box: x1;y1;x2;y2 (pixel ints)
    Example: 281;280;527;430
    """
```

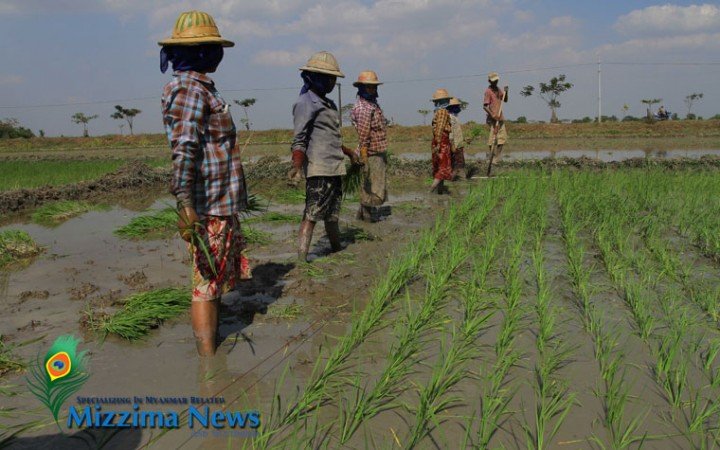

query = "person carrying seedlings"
429;88;454;194
483;72;509;174
159;10;251;357
288;51;362;262
350;70;388;222
448;97;466;180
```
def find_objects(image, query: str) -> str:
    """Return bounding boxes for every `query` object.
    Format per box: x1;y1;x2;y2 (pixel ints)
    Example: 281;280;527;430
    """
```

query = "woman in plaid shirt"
159;11;250;356
351;70;388;222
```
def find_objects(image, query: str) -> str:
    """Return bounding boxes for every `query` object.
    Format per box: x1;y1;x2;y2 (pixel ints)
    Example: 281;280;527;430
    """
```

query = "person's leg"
191;298;219;356
298;219;316;262
430;178;442;193
324;220;342;252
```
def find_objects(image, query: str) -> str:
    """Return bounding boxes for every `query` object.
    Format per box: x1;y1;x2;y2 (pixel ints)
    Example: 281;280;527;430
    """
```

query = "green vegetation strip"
0;230;41;269
0;160;127;191
115;208;177;239
95;288;190;340
31;200;105;226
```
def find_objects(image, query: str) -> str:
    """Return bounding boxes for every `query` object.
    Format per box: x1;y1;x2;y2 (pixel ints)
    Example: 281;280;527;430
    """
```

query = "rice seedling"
0;230;42;269
267;301;303;320
342;163;363;200
245;211;299;224
95;287;190;340
114;208;177;239
243;227;272;245
30;200;106;226
0;336;25;377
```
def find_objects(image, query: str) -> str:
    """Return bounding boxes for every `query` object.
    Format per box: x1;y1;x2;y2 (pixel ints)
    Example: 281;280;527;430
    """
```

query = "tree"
458;99;469;111
0;118;34;139
233;98;256;131
71;113;98;137
520;74;573;123
418;109;430;125
621;104;630;118
684;93;703;119
111;105;141;135
641;99;662;121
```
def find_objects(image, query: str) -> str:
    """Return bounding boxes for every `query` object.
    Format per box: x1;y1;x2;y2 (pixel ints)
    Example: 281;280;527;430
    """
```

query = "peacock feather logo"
26;335;90;429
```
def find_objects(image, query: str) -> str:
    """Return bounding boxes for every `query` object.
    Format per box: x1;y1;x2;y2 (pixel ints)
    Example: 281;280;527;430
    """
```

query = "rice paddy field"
1;126;720;448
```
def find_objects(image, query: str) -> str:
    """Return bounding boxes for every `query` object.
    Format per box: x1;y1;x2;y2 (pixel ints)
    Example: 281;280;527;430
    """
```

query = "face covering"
433;99;450;111
447;105;461;115
357;85;378;102
300;71;336;96
160;45;224;74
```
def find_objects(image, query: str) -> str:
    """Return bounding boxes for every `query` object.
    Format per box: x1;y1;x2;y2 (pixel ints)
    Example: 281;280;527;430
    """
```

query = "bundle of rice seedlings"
0;230;42;269
31;201;102;226
97;288;190;341
342;163;363;200
114;208;177;239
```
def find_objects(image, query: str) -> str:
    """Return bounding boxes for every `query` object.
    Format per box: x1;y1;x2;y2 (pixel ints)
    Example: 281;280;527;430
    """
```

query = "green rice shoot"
114;208;177;239
97;288;191;341
0;230;42;269
31;200;107;226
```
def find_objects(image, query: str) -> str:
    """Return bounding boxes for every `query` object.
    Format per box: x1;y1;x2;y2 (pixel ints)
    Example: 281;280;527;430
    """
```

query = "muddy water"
0;184;439;449
398;148;720;162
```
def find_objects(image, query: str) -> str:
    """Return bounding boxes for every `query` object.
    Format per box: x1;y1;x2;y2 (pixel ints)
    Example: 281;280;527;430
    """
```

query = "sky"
1;0;719;136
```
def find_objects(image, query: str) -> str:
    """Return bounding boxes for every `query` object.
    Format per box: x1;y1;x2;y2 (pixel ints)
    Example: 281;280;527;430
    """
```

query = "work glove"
177;206;200;243
342;145;363;166
287;149;306;182
360;146;369;165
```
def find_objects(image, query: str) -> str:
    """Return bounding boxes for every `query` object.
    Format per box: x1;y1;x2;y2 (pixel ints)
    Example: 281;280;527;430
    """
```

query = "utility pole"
337;82;343;128
597;54;602;124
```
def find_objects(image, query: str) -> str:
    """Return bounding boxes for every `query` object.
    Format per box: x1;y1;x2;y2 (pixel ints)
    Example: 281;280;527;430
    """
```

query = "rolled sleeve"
166;86;205;208
291;97;316;154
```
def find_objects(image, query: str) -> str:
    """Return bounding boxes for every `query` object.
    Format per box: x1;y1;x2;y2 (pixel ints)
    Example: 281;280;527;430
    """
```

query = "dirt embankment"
3;156;720;216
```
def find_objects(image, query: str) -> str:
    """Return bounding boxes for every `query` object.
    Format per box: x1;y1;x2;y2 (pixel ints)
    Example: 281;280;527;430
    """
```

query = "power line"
1;60;718;110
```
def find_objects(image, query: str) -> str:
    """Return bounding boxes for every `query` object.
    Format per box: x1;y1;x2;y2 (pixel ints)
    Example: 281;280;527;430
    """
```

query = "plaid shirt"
162;71;247;216
350;97;388;155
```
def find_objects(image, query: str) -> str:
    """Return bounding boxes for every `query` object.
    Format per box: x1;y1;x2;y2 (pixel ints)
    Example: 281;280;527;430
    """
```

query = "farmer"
430;88;454;194
289;51;362;262
448;97;466;180
483;72;509;172
350;70;388;222
160;10;251;357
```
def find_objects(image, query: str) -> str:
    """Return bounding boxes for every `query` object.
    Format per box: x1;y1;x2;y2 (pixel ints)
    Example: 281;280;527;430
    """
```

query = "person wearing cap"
430;88;454;194
483;72;509;169
159;10;251;356
289;51;362;262
447;97;466;180
350;70;388;222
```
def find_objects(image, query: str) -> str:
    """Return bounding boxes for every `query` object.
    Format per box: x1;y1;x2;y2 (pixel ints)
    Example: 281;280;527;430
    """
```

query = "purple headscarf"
160;45;224;74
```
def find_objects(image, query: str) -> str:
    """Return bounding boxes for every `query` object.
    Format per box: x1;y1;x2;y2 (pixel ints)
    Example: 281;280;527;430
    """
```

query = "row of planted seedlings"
556;176;649;449
558;170;720;448
669;172;720;265
251;183;500;448
520;176;579;450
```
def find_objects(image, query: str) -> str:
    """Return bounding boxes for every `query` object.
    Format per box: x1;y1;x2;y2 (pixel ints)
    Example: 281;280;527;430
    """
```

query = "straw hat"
353;70;383;87
449;97;461;106
488;72;500;82
158;11;234;47
431;88;452;101
299;51;345;78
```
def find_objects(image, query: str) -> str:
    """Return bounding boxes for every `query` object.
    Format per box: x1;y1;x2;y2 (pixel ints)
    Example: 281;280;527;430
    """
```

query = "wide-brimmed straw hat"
431;88;452;101
299;51;345;78
353;70;383;87
449;97;461;106
488;72;500;82
158;11;234;47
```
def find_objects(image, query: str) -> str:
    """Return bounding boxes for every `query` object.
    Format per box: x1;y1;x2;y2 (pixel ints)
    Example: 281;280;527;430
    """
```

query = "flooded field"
1;167;720;449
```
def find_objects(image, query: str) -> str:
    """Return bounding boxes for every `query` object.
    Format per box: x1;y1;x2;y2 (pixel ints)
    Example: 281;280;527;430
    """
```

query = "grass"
246;211;299;224
0;230;41;269
30;200;106;226
0;160;127;191
95;287;190;340
267;302;303;320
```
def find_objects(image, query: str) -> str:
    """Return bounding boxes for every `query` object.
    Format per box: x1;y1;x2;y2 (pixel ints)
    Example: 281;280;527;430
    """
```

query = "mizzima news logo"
27;335;261;432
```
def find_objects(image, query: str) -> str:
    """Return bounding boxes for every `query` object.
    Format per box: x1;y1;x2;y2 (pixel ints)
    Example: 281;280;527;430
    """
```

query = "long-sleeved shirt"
350;97;388;155
291;89;346;178
449;114;465;150
432;108;451;148
162;70;247;216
